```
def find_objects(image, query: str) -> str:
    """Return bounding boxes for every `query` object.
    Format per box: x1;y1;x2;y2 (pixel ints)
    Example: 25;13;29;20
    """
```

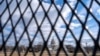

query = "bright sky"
0;0;100;47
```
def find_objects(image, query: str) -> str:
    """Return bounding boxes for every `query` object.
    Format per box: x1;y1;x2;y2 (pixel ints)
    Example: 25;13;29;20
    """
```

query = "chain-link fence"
0;0;100;56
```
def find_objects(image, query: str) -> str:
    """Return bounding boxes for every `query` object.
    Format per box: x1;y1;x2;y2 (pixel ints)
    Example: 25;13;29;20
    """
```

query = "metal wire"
0;0;100;56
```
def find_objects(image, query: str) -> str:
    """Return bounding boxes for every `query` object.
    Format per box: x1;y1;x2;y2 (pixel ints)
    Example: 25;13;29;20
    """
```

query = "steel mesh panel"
0;0;100;56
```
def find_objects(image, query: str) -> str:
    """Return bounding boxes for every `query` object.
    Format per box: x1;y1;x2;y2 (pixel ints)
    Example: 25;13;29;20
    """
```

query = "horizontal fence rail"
0;0;100;56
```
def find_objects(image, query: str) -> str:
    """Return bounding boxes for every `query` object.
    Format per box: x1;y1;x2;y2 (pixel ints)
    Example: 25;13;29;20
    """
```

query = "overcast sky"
0;0;100;47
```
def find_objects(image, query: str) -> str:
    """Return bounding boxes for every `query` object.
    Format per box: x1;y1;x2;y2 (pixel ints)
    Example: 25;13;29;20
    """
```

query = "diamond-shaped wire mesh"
0;0;100;56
